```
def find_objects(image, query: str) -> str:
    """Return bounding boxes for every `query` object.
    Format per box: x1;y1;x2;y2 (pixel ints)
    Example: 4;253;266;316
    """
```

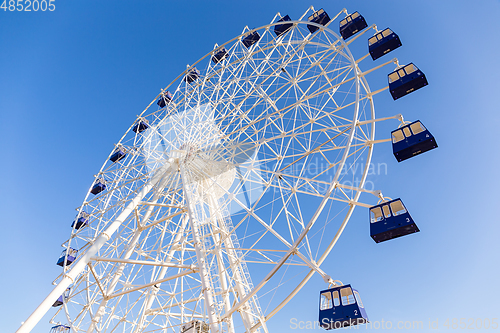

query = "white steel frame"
17;6;404;333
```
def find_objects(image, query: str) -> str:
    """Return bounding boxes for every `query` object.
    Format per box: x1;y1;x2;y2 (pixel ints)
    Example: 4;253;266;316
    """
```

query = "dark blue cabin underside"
157;97;169;108
71;217;88;230
370;213;419;243
212;48;228;63
185;69;200;83
340;17;367;40
369;35;401;60
371;223;419;243
52;296;64;307
308;11;330;33
57;255;76;267
390;75;427;100
242;32;260;48
51;325;70;332
91;183;106;195
110;150;126;163
133;121;149;133
393;138;437;162
274;15;293;36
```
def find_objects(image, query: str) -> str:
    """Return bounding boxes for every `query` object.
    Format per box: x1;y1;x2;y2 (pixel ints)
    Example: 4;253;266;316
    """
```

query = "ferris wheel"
18;6;437;333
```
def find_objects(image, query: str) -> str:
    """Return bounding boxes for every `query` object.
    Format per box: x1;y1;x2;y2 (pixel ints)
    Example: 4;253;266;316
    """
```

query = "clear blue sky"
1;1;500;332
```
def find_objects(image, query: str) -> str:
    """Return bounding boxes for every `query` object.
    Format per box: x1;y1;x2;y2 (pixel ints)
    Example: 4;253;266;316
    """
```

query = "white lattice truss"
18;6;405;333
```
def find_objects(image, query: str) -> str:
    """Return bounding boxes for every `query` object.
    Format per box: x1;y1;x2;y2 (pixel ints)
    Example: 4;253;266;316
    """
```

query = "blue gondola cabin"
132;119;149;133
212;47;228;64
110;146;126;163
370;198;419;243
71;212;89;230
50;325;70;333
339;12;367;40
391;121;437;162
319;284;368;329
52;288;70;307
52;295;64;307
368;28;401;60
91;178;106;195
307;8;330;34
242;31;260;48
388;63;428;100
56;248;78;267
274;15;293;37
157;91;173;108
184;67;200;84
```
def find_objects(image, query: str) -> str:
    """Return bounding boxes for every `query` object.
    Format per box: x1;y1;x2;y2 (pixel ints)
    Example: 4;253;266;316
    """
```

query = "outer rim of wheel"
65;19;376;331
